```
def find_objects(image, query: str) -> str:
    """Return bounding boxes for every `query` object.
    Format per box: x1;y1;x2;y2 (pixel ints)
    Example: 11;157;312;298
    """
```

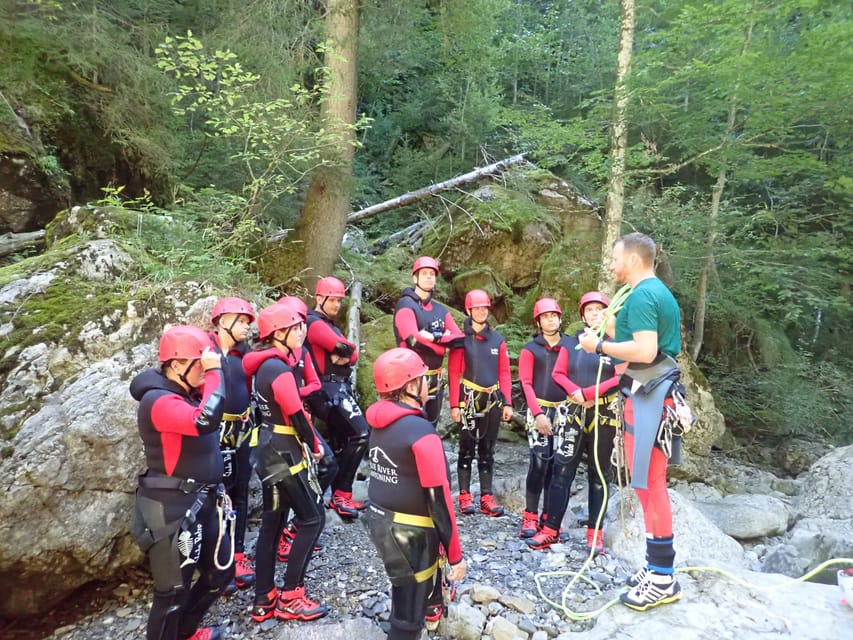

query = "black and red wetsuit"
363;400;463;640
547;331;620;531
305;309;368;496
209;332;253;555
292;345;338;494
243;348;325;598
518;333;570;517
130;367;233;640
392;287;464;426
448;317;512;498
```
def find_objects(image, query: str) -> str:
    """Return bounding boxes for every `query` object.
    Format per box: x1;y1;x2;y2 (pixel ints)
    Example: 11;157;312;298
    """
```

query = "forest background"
0;0;850;447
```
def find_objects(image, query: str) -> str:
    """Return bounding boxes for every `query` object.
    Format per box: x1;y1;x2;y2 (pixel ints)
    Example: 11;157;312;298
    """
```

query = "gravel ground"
3;440;634;640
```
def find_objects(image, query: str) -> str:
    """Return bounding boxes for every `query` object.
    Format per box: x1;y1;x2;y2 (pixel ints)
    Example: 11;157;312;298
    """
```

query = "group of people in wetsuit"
130;231;687;640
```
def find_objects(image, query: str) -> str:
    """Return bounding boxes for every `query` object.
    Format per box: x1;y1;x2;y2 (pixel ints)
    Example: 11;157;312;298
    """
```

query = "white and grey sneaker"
626;566;650;588
620;572;682;611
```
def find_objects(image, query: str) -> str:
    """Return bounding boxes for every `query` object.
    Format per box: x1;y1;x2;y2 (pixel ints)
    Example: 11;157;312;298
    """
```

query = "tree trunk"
690;22;753;360
260;0;359;291
598;0;635;294
346;280;363;387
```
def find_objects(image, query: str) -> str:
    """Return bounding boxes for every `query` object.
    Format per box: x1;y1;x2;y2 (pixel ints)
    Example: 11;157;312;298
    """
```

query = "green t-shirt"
615;277;681;358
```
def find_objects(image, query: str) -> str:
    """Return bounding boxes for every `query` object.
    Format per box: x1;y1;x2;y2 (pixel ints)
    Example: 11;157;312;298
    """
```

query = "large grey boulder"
761;445;853;577
579;567;848;640
605;488;744;570
0;223;223;615
686;491;790;540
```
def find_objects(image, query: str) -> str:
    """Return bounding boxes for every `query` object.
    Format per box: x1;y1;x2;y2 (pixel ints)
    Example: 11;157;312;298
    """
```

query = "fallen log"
0;230;46;258
347;154;527;223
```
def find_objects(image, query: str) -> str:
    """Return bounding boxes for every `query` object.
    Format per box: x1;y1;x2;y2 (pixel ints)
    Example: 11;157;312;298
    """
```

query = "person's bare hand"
535;413;552;436
578;328;599;353
447;558;467;582
200;347;221;371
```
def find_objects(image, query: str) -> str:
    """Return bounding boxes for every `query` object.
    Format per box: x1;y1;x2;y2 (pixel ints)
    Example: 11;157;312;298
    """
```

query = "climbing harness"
526;401;562;462
425;368;446;401
552;402;580;460
460;380;500;441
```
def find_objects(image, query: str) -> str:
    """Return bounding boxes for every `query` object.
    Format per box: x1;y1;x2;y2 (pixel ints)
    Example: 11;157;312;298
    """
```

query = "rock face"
0;209;221;616
762;445;853;577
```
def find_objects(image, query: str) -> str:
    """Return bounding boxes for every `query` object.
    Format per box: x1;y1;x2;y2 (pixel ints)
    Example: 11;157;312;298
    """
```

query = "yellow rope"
535;289;853;619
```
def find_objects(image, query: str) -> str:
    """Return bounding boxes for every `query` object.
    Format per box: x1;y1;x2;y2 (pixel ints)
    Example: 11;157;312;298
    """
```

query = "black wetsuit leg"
228;435;252;553
475;405;501;494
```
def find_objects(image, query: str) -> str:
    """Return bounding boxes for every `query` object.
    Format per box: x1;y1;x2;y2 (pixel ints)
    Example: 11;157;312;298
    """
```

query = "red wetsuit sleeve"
442;312;464;343
411;433;463;564
394;307;443;355
518;349;543;416
498;342;512;405
151;369;222;436
581;372;620;400
300;354;322;398
447;348;465;406
307;320;358;364
552;347;581;396
271;370;306;417
150;369;223;476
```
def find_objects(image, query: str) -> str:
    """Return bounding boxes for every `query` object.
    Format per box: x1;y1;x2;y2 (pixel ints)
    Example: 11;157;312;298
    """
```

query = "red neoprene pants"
623;398;673;537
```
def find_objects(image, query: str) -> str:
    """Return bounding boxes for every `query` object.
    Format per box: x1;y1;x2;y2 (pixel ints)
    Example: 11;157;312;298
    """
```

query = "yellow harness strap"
392;512;435;528
537;398;566;409
222;407;252;422
462;379;499;394
414;559;440;583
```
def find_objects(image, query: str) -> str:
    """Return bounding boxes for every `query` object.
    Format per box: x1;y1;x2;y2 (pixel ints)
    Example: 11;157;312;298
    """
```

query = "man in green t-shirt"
579;232;683;611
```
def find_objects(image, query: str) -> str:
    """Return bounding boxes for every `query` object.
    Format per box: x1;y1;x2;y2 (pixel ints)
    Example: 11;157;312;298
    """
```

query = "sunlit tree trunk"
598;0;635;294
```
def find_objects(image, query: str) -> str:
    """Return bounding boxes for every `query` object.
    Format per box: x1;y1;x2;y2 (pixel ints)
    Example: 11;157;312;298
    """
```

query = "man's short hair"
618;232;656;266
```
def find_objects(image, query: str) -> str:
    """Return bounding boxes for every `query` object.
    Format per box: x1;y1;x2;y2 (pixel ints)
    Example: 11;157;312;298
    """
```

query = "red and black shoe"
479;493;505;517
250;587;278;622
275;585;329;621
519;510;539;538
457;491;477;515
586;528;606;555
425;602;443;630
233;552;255;588
526;525;560;550
328;490;360;519
184;627;222;640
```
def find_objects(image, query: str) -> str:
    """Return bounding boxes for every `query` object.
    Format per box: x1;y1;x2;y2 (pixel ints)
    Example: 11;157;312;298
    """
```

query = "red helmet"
315;276;346;298
464;289;491;313
211;296;255;325
257;303;304;340
412;256;440;276
533;297;562;321
158;325;210;362
578;291;610;318
373;348;428;393
277;295;308;319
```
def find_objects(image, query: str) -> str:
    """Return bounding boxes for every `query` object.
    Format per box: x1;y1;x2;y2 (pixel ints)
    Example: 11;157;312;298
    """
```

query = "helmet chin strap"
220;315;240;345
403;377;426;411
178;360;198;389
273;327;294;359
